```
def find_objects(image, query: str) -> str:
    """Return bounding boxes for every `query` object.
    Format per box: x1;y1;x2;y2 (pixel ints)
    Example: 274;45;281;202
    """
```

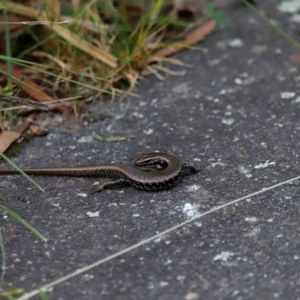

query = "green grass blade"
0;205;47;242
3;1;12;84
242;0;300;50
0;228;5;292
205;3;229;25
0;152;45;192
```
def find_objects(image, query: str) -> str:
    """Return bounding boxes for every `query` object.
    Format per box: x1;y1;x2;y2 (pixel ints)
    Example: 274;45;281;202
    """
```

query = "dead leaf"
0;130;20;152
12;67;70;115
149;19;216;61
1;2;117;68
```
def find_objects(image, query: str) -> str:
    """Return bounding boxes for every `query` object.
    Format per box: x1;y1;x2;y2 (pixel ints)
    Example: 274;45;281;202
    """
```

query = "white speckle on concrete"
186;184;201;192
289;67;297;72
164;259;172;265
292;96;300;103
221;118;234;125
115;113;124;120
208;59;221;66
211;162;226;167
235;78;243;85
143;128;153;135
229;38;244;47
182;203;200;218
245;228;260;237
278;0;300;13
235;76;255;86
159;281;169;287
219;87;236;94
290;14;300;22
77;136;93;143
274;293;280;298
177;275;185;283
213;251;235;261
87;211;100;217
237;165;249;174
194;222;202;227
83;274;94;280
132;112;144;118
245;217;258;222
254;160;276;169
184;292;200;300
77;193;88;197
280;91;296;99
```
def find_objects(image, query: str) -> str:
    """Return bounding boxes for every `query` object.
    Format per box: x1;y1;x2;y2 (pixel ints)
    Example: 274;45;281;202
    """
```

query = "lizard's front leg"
91;178;129;193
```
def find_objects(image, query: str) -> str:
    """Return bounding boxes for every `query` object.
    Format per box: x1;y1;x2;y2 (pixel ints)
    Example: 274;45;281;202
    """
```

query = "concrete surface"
1;1;300;299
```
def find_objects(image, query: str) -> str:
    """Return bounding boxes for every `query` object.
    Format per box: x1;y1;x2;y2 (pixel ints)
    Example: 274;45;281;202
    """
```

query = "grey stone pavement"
2;1;300;299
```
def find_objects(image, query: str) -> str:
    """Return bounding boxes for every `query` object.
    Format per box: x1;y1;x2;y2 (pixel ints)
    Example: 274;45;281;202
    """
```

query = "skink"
0;152;199;193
